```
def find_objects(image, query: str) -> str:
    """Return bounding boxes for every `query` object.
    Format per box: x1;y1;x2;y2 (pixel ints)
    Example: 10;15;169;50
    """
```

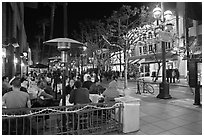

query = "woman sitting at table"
37;81;53;99
32;81;53;108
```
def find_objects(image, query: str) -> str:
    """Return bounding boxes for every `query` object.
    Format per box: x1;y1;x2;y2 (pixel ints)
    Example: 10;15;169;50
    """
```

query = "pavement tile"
168;127;200;135
182;122;202;134
153;113;174;120
140;111;148;117
126;130;146;135
164;110;191;117
140;124;165;135
140;119;150;127
177;114;202;122
166;117;194;126
140;115;163;123
158;131;175;135
151;120;180;130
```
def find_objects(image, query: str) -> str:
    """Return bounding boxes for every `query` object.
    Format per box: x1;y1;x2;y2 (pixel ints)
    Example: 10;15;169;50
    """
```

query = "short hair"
11;77;21;88
37;81;45;89
112;75;118;80
87;76;91;81
15;73;21;77
2;76;8;81
74;81;82;89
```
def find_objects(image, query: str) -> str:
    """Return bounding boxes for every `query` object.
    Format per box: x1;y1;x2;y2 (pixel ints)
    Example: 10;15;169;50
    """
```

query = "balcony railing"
2;103;123;135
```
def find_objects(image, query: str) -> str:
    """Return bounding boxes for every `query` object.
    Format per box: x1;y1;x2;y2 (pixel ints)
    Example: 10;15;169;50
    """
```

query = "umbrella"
29;63;48;68
43;38;84;48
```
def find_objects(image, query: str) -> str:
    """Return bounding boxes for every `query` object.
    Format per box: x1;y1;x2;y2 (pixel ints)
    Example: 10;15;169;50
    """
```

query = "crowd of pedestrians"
166;68;180;83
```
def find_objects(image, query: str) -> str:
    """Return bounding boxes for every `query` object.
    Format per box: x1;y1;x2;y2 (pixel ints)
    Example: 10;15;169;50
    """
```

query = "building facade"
2;2;29;79
128;2;202;79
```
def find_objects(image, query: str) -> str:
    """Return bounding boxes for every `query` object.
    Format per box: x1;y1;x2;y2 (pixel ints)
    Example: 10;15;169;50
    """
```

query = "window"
166;42;171;50
149;45;153;53
154;44;157;52
143;46;148;55
139;47;142;55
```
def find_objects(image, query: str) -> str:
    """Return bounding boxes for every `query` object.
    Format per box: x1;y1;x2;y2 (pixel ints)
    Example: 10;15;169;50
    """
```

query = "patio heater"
57;42;70;106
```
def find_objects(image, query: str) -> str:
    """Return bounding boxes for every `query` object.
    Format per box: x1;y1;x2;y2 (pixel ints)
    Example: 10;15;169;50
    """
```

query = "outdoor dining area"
2;68;123;135
2;38;123;135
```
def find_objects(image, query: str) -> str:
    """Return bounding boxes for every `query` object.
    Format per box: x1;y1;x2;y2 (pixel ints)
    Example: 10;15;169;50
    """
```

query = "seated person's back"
82;76;93;90
102;76;120;102
2;77;31;109
69;81;90;105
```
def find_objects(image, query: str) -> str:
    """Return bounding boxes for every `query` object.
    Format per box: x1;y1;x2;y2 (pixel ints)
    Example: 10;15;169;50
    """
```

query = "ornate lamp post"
153;5;173;99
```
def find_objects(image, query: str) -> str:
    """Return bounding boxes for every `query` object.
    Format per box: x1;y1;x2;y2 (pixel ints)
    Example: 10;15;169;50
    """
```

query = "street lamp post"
153;5;172;99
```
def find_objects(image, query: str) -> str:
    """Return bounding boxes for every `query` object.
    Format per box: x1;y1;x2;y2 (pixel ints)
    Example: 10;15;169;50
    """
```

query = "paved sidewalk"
101;78;202;135
127;76;189;87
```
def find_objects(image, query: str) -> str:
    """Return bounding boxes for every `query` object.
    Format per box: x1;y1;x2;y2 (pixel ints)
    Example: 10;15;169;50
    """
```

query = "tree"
36;18;50;62
73;19;108;74
105;5;143;89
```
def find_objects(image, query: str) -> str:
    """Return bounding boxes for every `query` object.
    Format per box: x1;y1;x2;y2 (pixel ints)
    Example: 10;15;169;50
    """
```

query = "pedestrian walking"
172;69;176;83
175;68;180;83
169;69;173;83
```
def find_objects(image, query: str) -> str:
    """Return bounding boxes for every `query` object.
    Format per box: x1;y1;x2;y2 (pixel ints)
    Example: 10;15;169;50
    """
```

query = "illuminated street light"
153;5;172;99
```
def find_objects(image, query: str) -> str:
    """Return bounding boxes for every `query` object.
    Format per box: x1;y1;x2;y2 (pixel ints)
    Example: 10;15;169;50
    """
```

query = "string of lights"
2;103;122;118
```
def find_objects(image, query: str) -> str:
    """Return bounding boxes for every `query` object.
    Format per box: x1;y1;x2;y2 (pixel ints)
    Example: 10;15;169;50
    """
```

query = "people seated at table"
37;81;54;100
59;79;75;106
69;81;91;105
102;76;121;103
2;76;11;96
89;81;106;94
66;79;75;95
2;77;31;109
31;81;54;108
2;77;31;135
9;73;21;85
82;76;93;90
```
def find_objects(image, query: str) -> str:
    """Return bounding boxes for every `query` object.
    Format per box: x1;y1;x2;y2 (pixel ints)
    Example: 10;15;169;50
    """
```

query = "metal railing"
2;103;123;135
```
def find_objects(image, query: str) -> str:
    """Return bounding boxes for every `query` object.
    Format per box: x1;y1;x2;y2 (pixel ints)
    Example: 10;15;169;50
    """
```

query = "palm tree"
37;18;50;60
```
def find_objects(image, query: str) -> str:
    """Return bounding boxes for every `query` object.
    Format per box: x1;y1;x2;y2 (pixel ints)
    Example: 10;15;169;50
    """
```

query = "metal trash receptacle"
115;96;140;133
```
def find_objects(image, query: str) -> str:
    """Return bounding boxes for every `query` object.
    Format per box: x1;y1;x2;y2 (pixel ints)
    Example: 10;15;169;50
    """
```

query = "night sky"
24;2;147;45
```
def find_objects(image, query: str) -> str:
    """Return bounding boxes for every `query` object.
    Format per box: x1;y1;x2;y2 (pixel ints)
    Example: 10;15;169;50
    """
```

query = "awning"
129;51;178;63
129;58;143;64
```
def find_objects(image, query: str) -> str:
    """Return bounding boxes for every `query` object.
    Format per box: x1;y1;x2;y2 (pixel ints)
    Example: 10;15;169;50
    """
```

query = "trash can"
115;96;140;133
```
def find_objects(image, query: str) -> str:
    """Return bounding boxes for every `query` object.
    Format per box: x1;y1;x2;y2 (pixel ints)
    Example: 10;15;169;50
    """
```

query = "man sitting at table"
82;76;93;90
2;77;31;134
69;81;90;105
2;77;31;108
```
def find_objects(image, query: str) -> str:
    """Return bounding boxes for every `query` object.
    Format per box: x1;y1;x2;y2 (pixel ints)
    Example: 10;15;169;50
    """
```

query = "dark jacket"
69;88;90;105
82;81;93;90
